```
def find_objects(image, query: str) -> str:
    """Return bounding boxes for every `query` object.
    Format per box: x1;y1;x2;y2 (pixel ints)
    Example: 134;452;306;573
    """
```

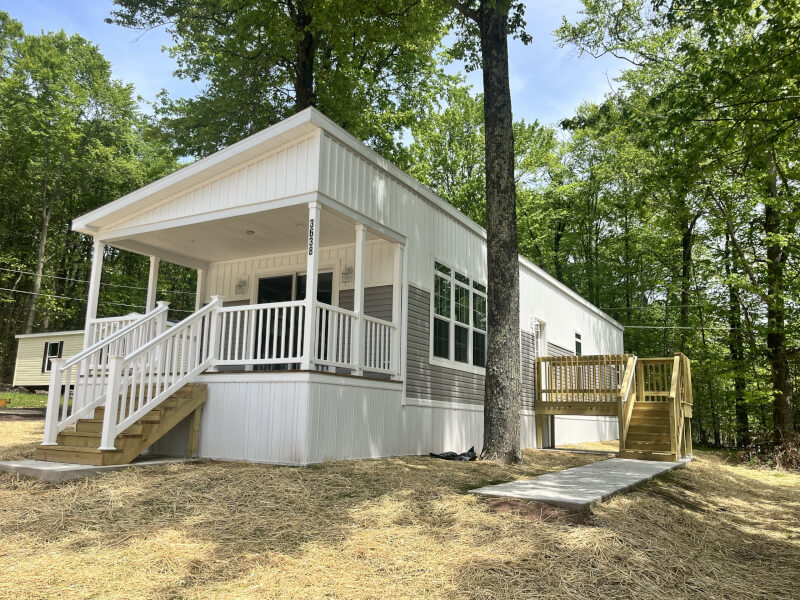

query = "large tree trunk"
292;1;315;111
764;156;793;442
477;2;521;463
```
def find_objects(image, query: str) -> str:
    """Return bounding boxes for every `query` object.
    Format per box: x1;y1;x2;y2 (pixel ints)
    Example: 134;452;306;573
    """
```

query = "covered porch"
79;198;406;377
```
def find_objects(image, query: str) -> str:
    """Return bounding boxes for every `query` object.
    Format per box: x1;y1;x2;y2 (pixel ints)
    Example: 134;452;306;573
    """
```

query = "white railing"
362;315;396;374
99;297;222;450
314;303;357;369
42;302;170;445
87;313;142;347
216;300;306;366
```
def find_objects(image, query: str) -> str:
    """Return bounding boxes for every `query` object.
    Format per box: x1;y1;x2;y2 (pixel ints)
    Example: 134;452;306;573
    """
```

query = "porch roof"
72;110;320;235
109;203;382;269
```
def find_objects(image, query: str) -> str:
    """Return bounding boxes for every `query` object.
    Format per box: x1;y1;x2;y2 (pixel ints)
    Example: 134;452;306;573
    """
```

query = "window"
42;341;63;373
575;332;582;357
432;261;487;368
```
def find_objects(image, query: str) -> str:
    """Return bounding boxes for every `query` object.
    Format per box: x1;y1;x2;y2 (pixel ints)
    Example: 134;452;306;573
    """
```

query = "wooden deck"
534;353;693;461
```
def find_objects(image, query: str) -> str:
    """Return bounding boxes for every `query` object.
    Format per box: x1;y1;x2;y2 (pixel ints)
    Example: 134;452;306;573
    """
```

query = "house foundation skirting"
149;375;617;465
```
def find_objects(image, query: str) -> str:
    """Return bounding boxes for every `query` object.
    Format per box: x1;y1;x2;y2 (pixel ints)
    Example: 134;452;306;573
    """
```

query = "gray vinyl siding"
521;330;536;411
338;285;393;321
547;342;574;357
406;285;485;405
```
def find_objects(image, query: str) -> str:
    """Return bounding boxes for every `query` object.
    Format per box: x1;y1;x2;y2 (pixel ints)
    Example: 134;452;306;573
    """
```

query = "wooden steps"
622;401;677;460
35;384;206;466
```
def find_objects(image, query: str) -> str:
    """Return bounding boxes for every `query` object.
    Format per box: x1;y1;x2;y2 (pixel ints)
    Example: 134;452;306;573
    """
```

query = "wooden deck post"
301;201;321;370
186;405;203;458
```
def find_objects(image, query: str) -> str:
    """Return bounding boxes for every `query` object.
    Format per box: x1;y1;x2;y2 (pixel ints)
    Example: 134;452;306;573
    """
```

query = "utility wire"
0;267;196;295
0;287;195;313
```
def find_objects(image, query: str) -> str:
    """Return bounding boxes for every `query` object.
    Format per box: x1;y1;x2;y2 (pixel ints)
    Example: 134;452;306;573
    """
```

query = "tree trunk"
764;156;793;442
292;1;315;111
477;2;521;463
726;239;749;447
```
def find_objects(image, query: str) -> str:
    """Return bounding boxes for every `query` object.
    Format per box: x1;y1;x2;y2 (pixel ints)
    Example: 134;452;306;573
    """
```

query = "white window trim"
574;329;584;356
42;341;62;373
428;258;487;375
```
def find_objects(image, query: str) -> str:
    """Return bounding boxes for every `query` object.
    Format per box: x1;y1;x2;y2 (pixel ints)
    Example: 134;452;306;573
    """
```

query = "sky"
3;0;626;129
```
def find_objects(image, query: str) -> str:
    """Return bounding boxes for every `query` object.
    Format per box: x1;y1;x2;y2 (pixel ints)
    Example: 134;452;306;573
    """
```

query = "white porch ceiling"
111;205;380;266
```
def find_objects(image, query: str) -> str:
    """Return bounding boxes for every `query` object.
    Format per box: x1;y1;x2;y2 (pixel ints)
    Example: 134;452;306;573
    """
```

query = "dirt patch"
485;497;590;525
0;410;45;422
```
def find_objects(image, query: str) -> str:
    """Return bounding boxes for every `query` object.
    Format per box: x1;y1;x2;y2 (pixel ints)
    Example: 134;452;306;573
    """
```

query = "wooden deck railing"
534;352;693;459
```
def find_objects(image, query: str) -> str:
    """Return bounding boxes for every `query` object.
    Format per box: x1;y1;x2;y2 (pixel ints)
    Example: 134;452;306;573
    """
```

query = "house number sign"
308;218;315;256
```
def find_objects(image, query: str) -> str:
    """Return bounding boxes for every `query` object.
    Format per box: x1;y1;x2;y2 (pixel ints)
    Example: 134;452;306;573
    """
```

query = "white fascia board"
15;330;84;339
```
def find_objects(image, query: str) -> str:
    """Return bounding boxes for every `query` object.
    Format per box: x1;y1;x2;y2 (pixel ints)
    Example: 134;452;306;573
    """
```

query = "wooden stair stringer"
35;384;206;466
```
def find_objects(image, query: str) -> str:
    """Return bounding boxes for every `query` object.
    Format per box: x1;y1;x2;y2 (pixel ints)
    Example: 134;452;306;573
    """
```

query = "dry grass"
1;421;799;600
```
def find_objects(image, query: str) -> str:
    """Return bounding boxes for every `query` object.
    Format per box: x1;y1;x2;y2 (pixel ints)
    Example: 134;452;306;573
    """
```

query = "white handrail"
99;297;223;450
42;302;170;445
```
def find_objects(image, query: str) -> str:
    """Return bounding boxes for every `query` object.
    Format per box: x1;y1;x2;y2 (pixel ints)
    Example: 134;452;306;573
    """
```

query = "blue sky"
3;0;625;128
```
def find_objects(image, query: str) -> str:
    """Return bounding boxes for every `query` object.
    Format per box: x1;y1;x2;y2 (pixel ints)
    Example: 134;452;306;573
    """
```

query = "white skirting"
149;373;613;465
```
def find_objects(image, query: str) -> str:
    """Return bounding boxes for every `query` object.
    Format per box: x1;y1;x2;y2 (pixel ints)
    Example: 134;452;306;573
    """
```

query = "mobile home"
36;108;625;466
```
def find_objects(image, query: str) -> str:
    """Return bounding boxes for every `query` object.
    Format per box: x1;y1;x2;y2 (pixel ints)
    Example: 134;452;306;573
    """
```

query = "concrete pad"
0;457;199;483
470;457;691;511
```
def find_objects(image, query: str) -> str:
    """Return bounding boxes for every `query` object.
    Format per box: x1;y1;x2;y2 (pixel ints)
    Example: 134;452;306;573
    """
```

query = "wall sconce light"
341;265;354;285
235;278;249;296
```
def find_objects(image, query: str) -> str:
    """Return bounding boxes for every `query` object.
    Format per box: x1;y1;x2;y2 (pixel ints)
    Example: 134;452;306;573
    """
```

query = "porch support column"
195;267;208;311
301;201;321;370
351;224;367;375
391;243;403;380
145;256;160;313
83;238;105;349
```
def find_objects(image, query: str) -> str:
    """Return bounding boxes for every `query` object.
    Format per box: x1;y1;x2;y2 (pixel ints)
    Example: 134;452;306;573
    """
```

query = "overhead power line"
0;287;194;313
624;325;735;330
0;267;196;295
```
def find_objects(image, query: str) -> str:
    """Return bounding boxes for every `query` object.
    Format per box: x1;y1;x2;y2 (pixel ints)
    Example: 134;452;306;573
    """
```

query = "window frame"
429;258;487;375
42;341;63;373
574;330;583;357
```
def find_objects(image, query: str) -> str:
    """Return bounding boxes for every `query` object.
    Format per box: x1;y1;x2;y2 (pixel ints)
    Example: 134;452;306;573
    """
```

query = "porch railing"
216;300;306;366
315;303;356;369
87;313;142;347
42;302;170;445
363;315;396;374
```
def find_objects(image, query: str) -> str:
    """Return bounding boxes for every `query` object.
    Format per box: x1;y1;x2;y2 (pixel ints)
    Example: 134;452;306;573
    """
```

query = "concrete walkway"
470;457;690;511
0;457;198;483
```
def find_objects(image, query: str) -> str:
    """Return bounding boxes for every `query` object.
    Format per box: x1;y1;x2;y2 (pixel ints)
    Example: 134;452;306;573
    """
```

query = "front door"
255;272;334;370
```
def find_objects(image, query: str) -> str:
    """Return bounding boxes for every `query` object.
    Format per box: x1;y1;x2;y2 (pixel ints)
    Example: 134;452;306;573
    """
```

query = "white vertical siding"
518;263;624;356
108;133;320;231
205;239;395;302
318;133;487;289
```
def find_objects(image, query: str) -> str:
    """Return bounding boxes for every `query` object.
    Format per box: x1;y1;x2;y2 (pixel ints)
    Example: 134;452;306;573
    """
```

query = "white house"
36;108;624;466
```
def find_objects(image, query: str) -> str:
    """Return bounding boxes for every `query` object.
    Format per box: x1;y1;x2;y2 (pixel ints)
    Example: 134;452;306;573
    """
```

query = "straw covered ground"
1;420;798;600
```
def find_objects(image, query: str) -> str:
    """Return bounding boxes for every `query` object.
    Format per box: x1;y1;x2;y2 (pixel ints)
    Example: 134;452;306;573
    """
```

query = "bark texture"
475;2;522;463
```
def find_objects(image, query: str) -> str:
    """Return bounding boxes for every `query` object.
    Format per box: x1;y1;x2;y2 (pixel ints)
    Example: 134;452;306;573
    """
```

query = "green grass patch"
0;391;47;408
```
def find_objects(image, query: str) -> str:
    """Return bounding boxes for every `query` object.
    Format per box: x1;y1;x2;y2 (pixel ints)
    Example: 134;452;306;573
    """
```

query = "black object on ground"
429;446;477;461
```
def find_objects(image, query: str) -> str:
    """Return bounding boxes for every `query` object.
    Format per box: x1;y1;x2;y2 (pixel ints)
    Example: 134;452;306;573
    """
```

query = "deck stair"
35;383;206;466
534;352;693;461
618;401;676;461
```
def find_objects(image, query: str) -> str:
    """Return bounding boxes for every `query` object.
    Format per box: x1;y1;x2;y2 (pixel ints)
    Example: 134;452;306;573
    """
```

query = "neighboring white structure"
41;108;624;465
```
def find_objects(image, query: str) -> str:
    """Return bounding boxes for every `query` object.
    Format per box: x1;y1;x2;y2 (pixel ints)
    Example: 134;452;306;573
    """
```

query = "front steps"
621;401;677;461
35;384;206;466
